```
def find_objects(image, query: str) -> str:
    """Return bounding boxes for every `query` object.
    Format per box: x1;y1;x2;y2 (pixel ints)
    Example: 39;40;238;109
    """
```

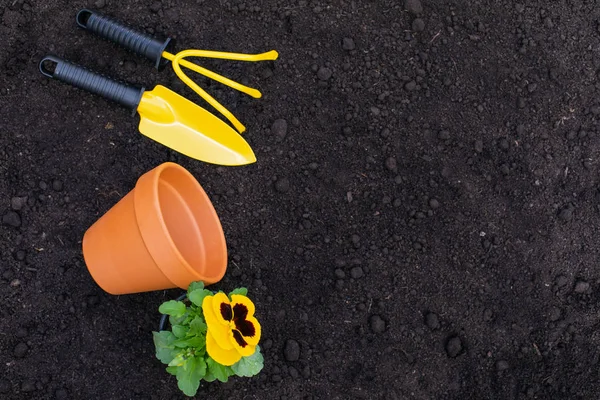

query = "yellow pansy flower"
202;292;261;366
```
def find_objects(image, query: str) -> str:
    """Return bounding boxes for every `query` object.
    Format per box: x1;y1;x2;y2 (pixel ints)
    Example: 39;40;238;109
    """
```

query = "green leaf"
166;366;179;376
159;300;187;317
229;287;248;298
173;336;205;349
168;352;186;367
203;369;217;382
189;289;213;307
231;346;264;377
153;331;178;364
182;313;196;327
172;325;188;339
168;315;184;327
187;281;205;296
207;357;231;383
176;356;206;397
188;316;207;337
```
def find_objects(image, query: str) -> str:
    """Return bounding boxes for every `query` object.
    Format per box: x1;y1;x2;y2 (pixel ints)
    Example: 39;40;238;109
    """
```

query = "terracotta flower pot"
82;162;227;294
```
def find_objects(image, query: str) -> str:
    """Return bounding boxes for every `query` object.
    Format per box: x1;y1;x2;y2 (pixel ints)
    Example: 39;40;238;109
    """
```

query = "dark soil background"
2;0;600;399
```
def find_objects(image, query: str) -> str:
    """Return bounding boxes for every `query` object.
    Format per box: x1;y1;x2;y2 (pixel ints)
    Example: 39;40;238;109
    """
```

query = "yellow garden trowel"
39;56;256;166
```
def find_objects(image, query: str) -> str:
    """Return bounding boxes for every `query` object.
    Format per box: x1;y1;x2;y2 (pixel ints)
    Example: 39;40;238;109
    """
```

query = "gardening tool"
39;55;256;166
76;8;279;133
82;162;228;295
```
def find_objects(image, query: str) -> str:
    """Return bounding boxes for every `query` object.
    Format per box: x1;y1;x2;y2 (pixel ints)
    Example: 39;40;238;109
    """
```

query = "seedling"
153;281;263;397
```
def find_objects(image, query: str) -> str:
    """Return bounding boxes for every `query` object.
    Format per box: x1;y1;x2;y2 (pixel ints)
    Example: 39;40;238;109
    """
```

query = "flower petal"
231;294;255;318
240;316;261;346
229;329;256;357
212;292;233;323
202;295;233;350
206;329;241;366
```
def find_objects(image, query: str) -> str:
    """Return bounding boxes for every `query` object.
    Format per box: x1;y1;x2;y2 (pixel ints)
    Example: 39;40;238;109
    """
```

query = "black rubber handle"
76;9;174;70
39;55;144;113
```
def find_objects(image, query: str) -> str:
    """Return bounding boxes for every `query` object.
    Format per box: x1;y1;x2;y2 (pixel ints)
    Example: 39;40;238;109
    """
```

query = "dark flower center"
233;303;256;337
220;303;232;321
233;303;248;320
232;330;248;347
219;301;257;347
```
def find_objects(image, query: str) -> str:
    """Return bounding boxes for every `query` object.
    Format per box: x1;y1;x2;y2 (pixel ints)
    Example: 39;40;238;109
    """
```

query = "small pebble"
350;266;364;279
317;67;332;81
262;339;273;350
370;315;386;333
405;0;423;14
302;365;310;378
52;179;64;192
483;308;494;321
429;199;440;209
555;275;569;287
438;130;450;140
150;1;161;12
275;177;290;193
284;339;300;361
558;206;573;222
2;211;21;227
574;281;590;293
404;81;417;91
412;18;425;32
445;336;463;358
342;37;355;50
385;157;397;171
548;307;561;322
496;360;510;371
474;140;484;153
261;67;274;79
11;197;26;210
14;342;28;358
123;60;137;72
55;389;69;400
334;269;345;279
424;312;440;330
289;366;299;379
271;119;288;141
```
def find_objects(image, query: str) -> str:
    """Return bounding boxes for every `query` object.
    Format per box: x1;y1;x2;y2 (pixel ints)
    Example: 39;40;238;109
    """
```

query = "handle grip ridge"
39;55;144;112
76;8;173;70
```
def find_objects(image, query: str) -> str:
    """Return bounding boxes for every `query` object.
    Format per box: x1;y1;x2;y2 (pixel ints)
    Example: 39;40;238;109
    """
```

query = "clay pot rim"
136;162;227;287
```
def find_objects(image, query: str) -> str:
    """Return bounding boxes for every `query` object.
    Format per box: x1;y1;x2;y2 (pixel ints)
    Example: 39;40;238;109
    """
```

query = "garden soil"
1;0;600;399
